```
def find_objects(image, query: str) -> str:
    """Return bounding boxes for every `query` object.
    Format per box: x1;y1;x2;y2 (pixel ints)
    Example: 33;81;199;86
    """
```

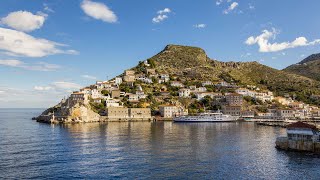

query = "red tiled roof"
287;122;317;130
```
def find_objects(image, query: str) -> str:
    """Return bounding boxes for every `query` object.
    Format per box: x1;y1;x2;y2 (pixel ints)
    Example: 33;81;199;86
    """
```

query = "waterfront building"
222;105;242;116
129;108;151;119
106;107;129;119
287;122;319;142
159;105;178;118
241;110;255;118
106;107;151;120
277;109;294;118
225;93;243;106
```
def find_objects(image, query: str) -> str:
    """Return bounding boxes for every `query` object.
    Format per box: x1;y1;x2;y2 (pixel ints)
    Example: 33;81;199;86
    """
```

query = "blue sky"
1;0;320;108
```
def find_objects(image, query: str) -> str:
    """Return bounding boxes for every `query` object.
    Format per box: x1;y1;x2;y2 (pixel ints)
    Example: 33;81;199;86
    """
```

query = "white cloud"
34;86;53;91
0;59;61;71
153;8;171;23
0;86;72;108
81;0;117;23
223;2;239;14
52;81;82;90
1;11;46;32
249;3;255;10
0;59;23;67
82;74;97;80
194;24;206;28
158;8;171;14
245;28;320;52
0;27;78;57
216;0;232;6
152;15;168;23
43;3;54;13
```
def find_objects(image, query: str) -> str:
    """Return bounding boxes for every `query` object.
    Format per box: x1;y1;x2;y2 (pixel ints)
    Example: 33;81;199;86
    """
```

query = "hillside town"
53;59;320;123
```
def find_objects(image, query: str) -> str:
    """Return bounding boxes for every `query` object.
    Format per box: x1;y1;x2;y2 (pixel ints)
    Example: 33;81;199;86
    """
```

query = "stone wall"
276;137;320;153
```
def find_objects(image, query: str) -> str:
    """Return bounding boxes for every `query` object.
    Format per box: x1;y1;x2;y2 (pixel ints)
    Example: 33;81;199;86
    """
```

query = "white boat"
174;111;237;122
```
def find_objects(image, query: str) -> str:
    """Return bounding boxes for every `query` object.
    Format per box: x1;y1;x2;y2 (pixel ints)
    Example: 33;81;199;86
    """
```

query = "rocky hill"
36;44;320;123
143;45;320;105
284;53;320;81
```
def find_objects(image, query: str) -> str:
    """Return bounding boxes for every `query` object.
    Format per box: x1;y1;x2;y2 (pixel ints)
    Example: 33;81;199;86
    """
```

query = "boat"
173;111;237;122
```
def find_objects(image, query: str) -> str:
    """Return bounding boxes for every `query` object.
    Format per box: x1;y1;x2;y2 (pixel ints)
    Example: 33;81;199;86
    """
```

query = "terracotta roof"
287;122;317;130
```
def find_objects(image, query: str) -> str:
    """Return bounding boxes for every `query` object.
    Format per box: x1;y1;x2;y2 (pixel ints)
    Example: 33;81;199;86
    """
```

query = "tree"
101;90;110;96
147;59;156;68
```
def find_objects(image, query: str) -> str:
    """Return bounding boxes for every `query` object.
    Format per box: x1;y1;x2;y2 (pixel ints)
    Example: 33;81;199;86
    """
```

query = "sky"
1;0;320;108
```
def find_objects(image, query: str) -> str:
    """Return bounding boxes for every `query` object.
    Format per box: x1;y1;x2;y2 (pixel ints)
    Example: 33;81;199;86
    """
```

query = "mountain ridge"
284;52;320;81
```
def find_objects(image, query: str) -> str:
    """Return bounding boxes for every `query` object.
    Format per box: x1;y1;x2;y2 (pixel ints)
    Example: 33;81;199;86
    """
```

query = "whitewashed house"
115;77;122;85
202;81;213;86
128;94;139;102
171;81;184;87
179;89;191;97
91;89;102;99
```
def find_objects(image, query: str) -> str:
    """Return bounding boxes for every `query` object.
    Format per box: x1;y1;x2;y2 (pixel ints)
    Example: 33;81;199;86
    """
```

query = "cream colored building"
159;106;178;118
106;107;151;120
70;92;89;104
222;105;242;116
106;107;129;119
123;75;135;82
129;108;151;119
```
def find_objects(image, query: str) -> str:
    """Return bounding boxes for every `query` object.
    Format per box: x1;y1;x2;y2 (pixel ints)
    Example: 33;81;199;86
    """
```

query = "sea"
1;108;320;179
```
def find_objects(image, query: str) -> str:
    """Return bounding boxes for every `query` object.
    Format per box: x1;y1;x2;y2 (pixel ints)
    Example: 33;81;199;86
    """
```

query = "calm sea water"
1;109;320;179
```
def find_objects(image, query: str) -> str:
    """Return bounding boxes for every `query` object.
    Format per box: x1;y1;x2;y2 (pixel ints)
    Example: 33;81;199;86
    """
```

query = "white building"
179;89;191;97
115;77;122;85
202;81;213;86
255;92;274;102
128;94;139;102
80;88;91;95
171;81;184;87
105;99;121;107
159;106;178;118
136;91;147;99
195;92;215;100
196;87;207;92
137;77;153;84
91;89;102;99
235;88;255;97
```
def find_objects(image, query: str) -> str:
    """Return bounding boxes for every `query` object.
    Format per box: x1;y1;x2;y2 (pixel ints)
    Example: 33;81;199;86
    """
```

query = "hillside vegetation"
145;44;320;105
284;53;320;82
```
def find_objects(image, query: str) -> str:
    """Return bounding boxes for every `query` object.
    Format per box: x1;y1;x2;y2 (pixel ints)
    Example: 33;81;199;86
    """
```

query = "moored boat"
174;111;237;122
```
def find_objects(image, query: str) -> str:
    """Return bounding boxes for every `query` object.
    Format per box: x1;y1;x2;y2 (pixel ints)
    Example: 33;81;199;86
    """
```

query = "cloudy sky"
1;0;320;108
